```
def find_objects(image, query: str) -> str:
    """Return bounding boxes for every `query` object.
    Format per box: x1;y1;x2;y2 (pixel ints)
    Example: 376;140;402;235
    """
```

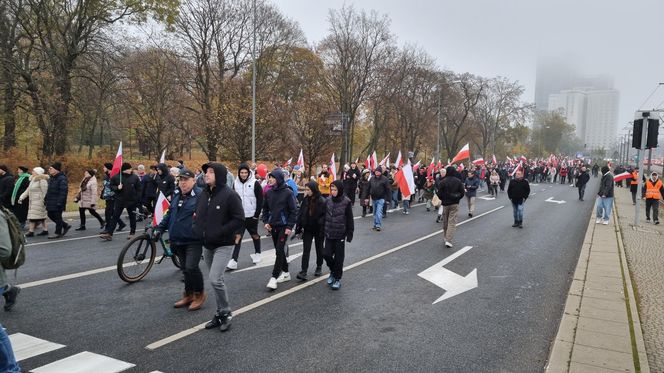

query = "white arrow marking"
418;246;477;304
545;197;566;204
233;248;303;273
479;196;495;200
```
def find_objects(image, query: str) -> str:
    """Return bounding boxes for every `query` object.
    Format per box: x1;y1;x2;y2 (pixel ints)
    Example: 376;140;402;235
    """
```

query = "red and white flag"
427;157;435;177
519;155;528;163
394;151;404;168
329;153;337;181
283;158;293;168
492;154;497;165
110;141;123;177
379;153;390;167
394;160;417;199
371;151;378;170
451;143;470;164
413;160;422;172
297;149;305;172
153;191;170;226
613;171;631;182
365;155;371;170
437;160;442;171
472;158;485;166
159;149;166;164
457;163;465;172
510;162;523;177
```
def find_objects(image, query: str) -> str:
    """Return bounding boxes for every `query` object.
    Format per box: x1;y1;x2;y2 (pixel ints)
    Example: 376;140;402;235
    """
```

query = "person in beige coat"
18;167;49;237
74;169;104;231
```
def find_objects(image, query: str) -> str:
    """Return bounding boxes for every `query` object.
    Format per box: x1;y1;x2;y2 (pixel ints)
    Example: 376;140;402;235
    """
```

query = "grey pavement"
5;180;596;372
614;186;664;372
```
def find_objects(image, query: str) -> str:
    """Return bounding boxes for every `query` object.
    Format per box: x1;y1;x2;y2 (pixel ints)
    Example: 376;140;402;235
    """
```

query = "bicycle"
117;213;182;283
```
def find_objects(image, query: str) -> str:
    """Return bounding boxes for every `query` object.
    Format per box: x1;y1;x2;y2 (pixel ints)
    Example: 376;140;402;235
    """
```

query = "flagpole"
251;0;257;164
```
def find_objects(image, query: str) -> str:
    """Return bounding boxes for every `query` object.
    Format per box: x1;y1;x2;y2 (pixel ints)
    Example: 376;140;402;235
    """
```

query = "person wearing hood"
155;163;175;201
195;162;245;332
358;169;372;217
100;162;126;234
18;167;49;237
342;162;361;206
323;180;354;290
100;162;142;241
0;165;15;209
463;170;480;217
367;166;390;231
45;162;71;239
644;172;663;224
436;166;465;248
10;166;30;228
228;163;264;270
295;181;326;280
262;168;298;290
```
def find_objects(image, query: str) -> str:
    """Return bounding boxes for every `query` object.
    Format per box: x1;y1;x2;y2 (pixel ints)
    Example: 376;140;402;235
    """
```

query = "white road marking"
545;197;566;204
31;351;135;373
145;205;505;350
26;231;129;247
418;246;477;303
9;333;65;362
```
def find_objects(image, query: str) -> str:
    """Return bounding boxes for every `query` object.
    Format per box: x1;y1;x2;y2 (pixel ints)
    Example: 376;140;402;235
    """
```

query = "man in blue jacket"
45;162;71;239
156;169;206;311
463;170;480;217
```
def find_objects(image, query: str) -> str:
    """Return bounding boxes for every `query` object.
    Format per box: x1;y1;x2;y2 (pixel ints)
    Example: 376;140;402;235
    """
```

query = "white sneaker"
226;259;238;270
276;272;291;283
445;241;453;248
250;253;262;264
595;218;602;224
602;220;609;225
267;277;277;290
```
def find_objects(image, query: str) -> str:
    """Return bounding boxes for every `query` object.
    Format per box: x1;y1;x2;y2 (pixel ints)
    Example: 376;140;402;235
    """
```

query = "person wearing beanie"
367;166;390;231
100;163;126;234
227;163;264;270
436;165;465;248
194;162;245;332
295;181;326;279
10;167;30;228
18;167;49;236
323;180;354;290
45;162;71;239
74;169;104;231
100;162;142;241
263;167;298;290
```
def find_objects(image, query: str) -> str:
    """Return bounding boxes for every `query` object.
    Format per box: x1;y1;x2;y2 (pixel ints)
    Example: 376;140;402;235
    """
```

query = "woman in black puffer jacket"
295;181;326;280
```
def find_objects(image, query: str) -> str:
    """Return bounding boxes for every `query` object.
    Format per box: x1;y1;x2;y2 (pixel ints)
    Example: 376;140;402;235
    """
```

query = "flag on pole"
110;141;123;178
613;171;631;182
492;154;497;165
519;155;528;163
283;158;293;168
379;153;390;167
413;160;422;172
457;163;465;172
427;157;435;177
394;160;417;199
472;158;485;166
153;192;170;226
451;143;470;164
436;160;442;172
365;154;371;170
297;149;305;172
510;162;523;177
329;153;337;181
371;151;378;170
159;149;166;164
394;151;404;168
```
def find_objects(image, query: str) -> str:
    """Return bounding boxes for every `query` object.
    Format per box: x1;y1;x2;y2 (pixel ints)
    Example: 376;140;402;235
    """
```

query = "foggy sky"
277;0;664;136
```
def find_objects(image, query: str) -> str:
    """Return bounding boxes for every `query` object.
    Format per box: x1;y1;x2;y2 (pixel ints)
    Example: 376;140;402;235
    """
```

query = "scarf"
11;173;29;205
80;176;92;192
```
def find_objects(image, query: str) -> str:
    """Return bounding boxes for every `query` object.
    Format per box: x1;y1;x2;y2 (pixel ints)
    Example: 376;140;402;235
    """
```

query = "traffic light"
632;119;659;149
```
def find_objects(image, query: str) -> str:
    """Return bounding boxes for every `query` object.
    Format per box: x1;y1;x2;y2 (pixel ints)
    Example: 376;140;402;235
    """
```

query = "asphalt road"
3;177;599;373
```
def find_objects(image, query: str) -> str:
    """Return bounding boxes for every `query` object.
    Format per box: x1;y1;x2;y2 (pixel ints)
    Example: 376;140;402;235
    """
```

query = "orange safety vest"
645;179;663;200
630;171;638;185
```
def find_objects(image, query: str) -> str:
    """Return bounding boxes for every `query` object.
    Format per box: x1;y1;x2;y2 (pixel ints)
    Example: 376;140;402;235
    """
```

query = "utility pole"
635;112;649;226
251;0;257;164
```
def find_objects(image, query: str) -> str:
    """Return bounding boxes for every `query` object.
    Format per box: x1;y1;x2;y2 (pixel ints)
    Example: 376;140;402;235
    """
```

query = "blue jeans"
596;197;613;221
373;199;385;228
403;199;410;212
0;323;20;373
512;202;524;222
391;190;399;208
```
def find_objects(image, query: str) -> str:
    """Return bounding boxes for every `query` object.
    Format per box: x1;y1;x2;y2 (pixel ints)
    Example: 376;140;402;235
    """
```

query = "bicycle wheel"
160;238;182;269
117;234;157;283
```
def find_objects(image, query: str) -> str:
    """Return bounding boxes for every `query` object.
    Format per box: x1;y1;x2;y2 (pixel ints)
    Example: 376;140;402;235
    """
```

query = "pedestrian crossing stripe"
9;333;65;362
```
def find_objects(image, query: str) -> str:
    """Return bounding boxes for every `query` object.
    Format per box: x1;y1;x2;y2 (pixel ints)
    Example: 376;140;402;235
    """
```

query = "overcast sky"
277;0;664;135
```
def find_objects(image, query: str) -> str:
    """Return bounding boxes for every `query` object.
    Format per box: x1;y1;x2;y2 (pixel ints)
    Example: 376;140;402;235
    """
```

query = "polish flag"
413;160;422;172
110;142;123;177
379;153;390;167
519;155;528;163
613;171;631;182
457;163;465;172
451;143;470;164
492;154;497;165
394;160;417;199
297;149;305;172
283;157;293;168
427;157;435;177
153;191;170;226
472;158;485;166
394;151;404;168
365;154;371;170
510;162;523;177
436;160;442;172
159;149;166;163
371;151;378;170
329;153;337;181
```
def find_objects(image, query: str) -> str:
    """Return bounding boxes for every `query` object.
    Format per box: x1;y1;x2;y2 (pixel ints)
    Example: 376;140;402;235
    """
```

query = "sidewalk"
545;192;650;372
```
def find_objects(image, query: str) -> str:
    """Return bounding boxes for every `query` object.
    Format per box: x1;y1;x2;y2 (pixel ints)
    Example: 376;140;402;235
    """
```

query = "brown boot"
188;292;207;311
174;292;194;308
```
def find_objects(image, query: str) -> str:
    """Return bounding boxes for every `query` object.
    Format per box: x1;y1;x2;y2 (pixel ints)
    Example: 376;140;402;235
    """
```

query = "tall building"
548;87;619;151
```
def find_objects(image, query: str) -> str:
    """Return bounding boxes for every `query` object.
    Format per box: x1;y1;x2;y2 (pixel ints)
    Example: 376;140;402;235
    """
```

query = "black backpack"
0;206;26;270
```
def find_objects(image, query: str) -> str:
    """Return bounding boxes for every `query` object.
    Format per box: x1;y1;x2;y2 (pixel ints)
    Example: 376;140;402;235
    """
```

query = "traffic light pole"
634;112;649;226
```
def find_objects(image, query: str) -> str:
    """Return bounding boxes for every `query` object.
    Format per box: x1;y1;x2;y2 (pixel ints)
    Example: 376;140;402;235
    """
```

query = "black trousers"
79;207;104;227
270;227;289;278
646;199;659;221
104;199;125;231
578;185;586;200
232;217;261;260
345;187;357;205
172;243;204;293
301;228;324;272
47;210;68;234
323;238;345;280
107;202;136;234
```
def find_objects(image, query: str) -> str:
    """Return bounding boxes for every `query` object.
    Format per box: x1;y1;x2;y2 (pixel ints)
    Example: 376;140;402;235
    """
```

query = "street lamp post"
251;0;257;164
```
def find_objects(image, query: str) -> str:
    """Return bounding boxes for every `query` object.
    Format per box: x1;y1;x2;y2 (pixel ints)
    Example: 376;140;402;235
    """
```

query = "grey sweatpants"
204;245;233;313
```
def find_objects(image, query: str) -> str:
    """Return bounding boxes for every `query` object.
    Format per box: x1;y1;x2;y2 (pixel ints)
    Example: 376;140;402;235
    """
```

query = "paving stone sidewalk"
614;187;664;372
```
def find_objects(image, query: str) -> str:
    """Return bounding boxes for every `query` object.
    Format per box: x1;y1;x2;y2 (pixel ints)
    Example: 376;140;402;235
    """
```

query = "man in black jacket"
0;165;14;209
507;169;530;228
596;165;614;225
155;163;175;201
263;168;298;290
100;162;142;241
45;162;71;239
342;162;361;206
576;166;591;201
195;162;245;332
367;166;390;231
436;166;465;248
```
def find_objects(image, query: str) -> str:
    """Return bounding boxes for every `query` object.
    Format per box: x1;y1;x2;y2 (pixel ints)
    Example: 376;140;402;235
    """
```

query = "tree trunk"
2;79;16;150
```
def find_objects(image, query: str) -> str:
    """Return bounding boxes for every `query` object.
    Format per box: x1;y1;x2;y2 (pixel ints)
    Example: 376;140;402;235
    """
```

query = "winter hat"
331;180;345;199
375;166;383;174
104;162;113;170
51;162;62;172
33;167;45;175
87;169;97;177
121;162;132;171
18;166;29;173
445;166;456;176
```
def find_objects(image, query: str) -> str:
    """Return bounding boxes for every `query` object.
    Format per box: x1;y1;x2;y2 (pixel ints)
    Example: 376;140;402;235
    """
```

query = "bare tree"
440;73;485;160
